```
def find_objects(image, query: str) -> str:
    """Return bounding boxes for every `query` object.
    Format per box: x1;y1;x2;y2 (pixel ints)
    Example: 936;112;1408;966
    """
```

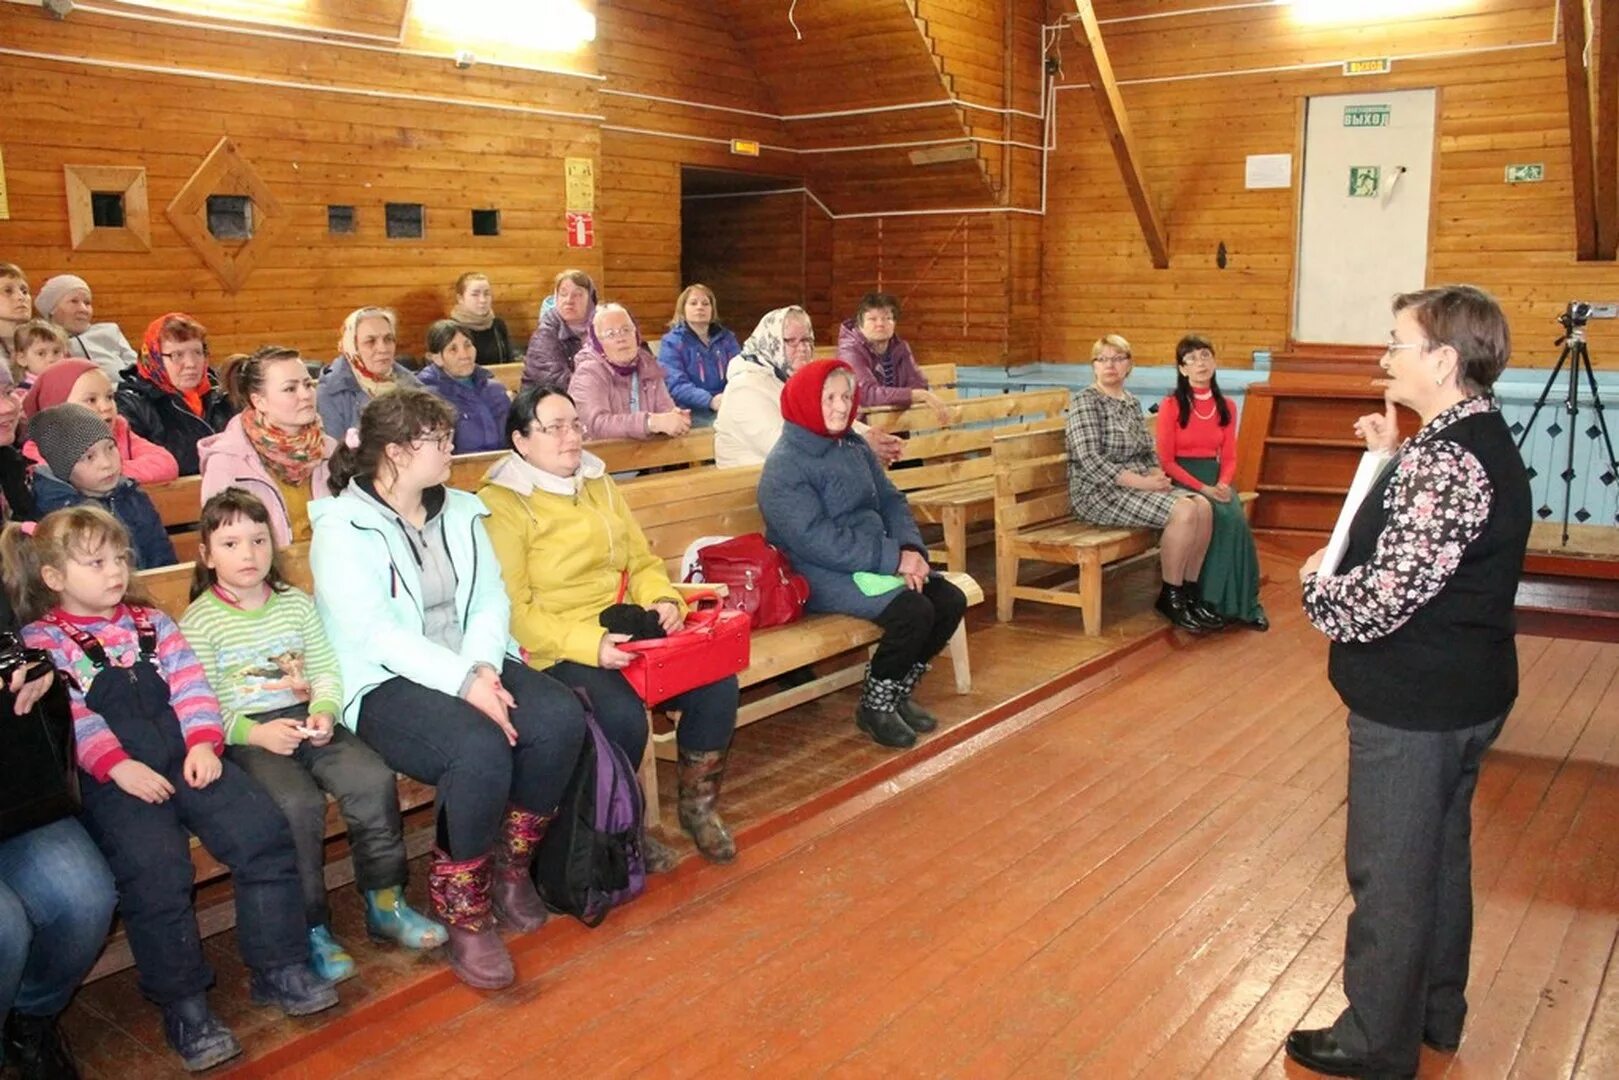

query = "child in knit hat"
21;359;180;483
28;403;177;568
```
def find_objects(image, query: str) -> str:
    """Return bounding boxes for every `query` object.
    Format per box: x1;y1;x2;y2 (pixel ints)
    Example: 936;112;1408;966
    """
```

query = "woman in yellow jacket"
478;385;740;864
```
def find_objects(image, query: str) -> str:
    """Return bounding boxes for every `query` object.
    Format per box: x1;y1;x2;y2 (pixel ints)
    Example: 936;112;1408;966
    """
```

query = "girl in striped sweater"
180;490;446;984
3;506;336;1072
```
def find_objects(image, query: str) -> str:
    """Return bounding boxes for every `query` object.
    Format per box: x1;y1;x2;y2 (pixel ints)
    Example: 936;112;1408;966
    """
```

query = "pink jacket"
197;415;335;546
567;346;679;441
23;415;179;485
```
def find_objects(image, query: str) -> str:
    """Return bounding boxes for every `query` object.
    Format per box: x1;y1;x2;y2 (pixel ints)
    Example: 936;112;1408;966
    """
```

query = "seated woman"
450;272;513;367
417;320;512;454
1066;334;1221;634
715;306;903;469
479;386;741;864
1156;336;1266;630
198;346;335;546
309;389;588;991
34;274;135;384
22;359;179;484
0;392;34;522
522;270;596;391
656;284;740;427
758;359;966;751
115;312;236;476
568;304;689;442
0;263;32;376
836;292;950;425
316;307;424;440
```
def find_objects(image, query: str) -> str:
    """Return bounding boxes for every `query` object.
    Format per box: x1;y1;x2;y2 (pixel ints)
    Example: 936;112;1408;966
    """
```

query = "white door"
1294;89;1436;343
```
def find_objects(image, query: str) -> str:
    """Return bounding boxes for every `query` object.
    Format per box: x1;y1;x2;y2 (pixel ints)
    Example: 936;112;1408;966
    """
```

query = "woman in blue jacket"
417;320;512;454
309;389;585;993
656;284;740;427
757;359;966;751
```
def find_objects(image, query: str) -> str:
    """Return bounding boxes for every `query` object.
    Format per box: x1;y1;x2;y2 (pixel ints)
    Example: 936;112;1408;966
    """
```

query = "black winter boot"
894;661;938;733
160;995;242;1073
3;1010;79;1080
249;961;339;1017
855;665;917;749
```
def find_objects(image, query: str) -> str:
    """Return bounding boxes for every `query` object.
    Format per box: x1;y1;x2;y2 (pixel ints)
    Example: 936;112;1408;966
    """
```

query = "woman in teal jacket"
309;389;585;993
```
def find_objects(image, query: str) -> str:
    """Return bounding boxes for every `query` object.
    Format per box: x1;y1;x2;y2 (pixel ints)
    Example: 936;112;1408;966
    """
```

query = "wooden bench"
992;422;1255;635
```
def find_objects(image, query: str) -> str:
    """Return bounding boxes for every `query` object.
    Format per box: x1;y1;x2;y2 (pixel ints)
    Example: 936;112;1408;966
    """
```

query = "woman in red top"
1156;336;1267;629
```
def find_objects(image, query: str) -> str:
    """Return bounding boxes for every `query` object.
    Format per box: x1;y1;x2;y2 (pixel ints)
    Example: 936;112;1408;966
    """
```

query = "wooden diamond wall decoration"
165;138;285;293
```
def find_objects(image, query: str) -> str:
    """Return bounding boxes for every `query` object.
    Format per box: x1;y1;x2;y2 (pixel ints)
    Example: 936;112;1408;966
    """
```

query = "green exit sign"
1343;105;1390;127
1505;163;1544;183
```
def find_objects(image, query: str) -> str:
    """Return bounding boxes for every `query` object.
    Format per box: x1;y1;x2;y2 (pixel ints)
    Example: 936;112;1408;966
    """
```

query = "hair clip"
344;427;361;450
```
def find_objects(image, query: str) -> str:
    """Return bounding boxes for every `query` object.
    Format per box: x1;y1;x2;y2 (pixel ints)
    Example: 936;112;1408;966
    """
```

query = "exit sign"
1344;58;1392;76
730;139;761;157
1343;105;1390;128
1505;163;1544;183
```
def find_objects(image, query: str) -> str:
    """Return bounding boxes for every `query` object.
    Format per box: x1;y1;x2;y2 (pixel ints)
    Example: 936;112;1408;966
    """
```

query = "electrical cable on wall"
788;0;802;41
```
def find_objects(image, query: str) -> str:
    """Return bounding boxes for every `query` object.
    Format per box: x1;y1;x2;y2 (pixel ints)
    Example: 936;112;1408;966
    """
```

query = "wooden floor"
48;554;1619;1079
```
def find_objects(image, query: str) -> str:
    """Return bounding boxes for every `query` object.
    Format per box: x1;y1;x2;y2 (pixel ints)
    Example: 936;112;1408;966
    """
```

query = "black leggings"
545;663;737;763
869;575;968;680
356;659;586;860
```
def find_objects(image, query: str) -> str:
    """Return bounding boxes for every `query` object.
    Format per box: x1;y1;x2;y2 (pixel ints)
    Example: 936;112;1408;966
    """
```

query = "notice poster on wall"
565;157;595;213
1245;154;1292;190
0;147;9;220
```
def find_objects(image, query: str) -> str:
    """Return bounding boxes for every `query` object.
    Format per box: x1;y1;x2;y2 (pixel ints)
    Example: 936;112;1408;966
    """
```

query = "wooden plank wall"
1040;0;1619;368
681;192;835;342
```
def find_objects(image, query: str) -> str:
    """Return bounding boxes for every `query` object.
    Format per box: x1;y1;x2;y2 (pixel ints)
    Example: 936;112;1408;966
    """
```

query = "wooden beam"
1561;0;1600;260
1596;0;1619;258
1065;0;1169;268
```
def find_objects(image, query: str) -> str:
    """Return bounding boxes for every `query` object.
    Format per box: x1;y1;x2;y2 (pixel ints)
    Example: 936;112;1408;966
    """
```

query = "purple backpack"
531;698;648;926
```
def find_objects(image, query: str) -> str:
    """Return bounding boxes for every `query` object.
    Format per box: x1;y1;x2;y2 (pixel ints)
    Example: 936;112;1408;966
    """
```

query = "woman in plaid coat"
1065;334;1221;633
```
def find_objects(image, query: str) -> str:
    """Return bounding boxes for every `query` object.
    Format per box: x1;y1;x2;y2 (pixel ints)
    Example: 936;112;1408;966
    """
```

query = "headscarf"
34;275;90;319
737;306;811;384
21;359;98;417
139;312;208;417
780;359;859;439
581;306;650;376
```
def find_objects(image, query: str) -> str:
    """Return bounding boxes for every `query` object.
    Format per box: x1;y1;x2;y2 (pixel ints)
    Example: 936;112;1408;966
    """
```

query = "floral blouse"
1302;395;1497;644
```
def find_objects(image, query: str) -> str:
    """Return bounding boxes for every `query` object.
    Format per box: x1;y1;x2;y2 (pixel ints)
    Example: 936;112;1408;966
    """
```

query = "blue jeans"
0;817;117;1019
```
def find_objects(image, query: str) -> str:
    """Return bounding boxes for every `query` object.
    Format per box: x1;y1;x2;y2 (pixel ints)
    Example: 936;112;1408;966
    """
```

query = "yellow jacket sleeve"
482;487;608;667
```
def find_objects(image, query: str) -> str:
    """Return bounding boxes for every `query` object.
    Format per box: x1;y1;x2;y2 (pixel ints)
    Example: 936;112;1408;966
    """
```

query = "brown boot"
491;806;551;934
427;849;514;990
676;748;737;863
642;830;680;873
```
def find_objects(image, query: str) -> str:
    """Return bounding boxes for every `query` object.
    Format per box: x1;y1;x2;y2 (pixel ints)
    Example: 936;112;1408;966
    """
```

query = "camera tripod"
1515;308;1619;545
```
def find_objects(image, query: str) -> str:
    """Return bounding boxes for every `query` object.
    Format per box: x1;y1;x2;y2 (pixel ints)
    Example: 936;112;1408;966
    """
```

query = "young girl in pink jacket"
21;359;179;483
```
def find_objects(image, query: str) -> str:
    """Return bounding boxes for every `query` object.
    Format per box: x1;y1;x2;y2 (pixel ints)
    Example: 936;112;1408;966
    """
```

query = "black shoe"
1283;1028;1414;1080
1246;612;1270;632
3;1010;79;1080
1181;583;1228;630
1153;584;1209;634
249;962;339;1017
895;697;938;734
856;705;917;749
776;664;818;689
1423;1029;1461;1053
161;996;242;1073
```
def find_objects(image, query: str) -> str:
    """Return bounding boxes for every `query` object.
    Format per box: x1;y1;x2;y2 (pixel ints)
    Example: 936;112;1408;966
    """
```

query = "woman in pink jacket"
567;303;690;441
21;359;179;483
197;346;335;546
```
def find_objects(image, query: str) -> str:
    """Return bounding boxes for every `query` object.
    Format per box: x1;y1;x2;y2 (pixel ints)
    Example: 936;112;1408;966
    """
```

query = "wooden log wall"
680;192;834;342
1041;0;1619;369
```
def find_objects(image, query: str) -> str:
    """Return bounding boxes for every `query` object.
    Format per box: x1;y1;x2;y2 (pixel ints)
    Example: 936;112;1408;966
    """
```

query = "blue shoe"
308;925;357;983
365;886;448;950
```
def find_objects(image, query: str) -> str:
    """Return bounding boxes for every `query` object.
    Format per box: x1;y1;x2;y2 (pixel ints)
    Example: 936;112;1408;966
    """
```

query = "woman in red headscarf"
757;359;966;750
114;312;236;475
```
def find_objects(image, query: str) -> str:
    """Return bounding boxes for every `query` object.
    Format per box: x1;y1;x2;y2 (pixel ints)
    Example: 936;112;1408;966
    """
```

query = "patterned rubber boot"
364;886;448;950
491;806;552;933
307;924;357;983
643;831;681;874
426;850;513;991
855;664;917;749
894;661;939;733
676;748;738;864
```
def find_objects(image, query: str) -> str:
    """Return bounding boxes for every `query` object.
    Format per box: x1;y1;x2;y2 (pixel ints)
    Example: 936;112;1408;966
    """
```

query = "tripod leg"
1574;342;1619;526
1516;347;1571;451
1563;350;1580;545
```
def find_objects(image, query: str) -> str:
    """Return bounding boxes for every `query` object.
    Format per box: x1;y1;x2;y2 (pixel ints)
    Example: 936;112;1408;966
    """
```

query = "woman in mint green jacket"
309;389;586;993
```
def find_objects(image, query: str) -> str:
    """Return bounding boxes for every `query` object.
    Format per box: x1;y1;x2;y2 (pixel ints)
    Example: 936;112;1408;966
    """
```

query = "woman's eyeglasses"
535;420;587;438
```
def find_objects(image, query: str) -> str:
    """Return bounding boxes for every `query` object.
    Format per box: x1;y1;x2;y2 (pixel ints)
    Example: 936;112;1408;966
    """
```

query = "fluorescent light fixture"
412;0;596;47
1287;0;1470;26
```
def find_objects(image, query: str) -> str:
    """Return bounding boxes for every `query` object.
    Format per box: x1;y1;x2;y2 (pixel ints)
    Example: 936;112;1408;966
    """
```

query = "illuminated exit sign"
1343;58;1392;76
730;139;761;157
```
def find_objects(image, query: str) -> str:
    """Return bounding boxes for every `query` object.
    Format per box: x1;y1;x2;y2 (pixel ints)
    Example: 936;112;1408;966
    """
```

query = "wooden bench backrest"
873;388;1070;495
619;466;765;578
992;421;1071;534
486;363;522;393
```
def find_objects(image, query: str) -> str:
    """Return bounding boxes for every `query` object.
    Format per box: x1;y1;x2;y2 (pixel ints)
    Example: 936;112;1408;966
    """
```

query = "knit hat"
34;275;90;320
29;404;113;480
780;358;860;438
22;359;99;418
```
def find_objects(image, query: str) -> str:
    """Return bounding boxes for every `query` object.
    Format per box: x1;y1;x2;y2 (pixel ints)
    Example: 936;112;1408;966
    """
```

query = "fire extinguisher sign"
566;211;595;249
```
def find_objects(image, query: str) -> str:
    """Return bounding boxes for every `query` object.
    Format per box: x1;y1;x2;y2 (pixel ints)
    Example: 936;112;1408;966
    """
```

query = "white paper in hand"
1318;451;1394;578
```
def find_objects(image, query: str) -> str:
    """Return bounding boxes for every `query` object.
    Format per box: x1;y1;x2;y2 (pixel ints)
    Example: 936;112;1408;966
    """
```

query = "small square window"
328;204;356;235
471;209;501;236
385;202;425;240
206;195;254;240
90;191;126;228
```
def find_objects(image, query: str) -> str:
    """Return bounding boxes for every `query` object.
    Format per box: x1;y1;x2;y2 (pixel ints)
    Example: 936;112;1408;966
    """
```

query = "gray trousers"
226;721;406;929
1330;709;1507;1073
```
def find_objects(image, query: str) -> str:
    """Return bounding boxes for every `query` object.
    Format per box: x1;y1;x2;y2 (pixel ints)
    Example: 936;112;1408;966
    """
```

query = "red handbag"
688;533;810;628
618;593;752;706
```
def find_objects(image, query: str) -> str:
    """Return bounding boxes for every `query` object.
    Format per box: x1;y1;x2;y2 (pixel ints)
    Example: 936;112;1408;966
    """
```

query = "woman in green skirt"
1155;336;1268;630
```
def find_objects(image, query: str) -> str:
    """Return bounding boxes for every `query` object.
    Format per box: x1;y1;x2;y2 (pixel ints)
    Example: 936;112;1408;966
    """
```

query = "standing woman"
310;389;587;991
416;320;512;454
449;273;512;367
1066;334;1220;634
198;347;335;546
522;270;596;391
657;284;740;427
115;312;236;477
758;360;966;751
315;307;424;441
1156;336;1267;629
1288;286;1530;1080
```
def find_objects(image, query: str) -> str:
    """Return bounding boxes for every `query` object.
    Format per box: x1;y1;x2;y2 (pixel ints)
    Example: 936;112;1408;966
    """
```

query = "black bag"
0;634;78;842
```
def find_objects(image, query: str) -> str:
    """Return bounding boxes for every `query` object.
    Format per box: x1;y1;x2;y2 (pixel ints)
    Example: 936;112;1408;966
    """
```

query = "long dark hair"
189;489;292;600
326;388;458;495
1172;334;1231;429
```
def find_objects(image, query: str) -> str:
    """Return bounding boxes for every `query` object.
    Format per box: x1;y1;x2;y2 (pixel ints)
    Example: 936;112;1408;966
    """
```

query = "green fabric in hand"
853;571;907;597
